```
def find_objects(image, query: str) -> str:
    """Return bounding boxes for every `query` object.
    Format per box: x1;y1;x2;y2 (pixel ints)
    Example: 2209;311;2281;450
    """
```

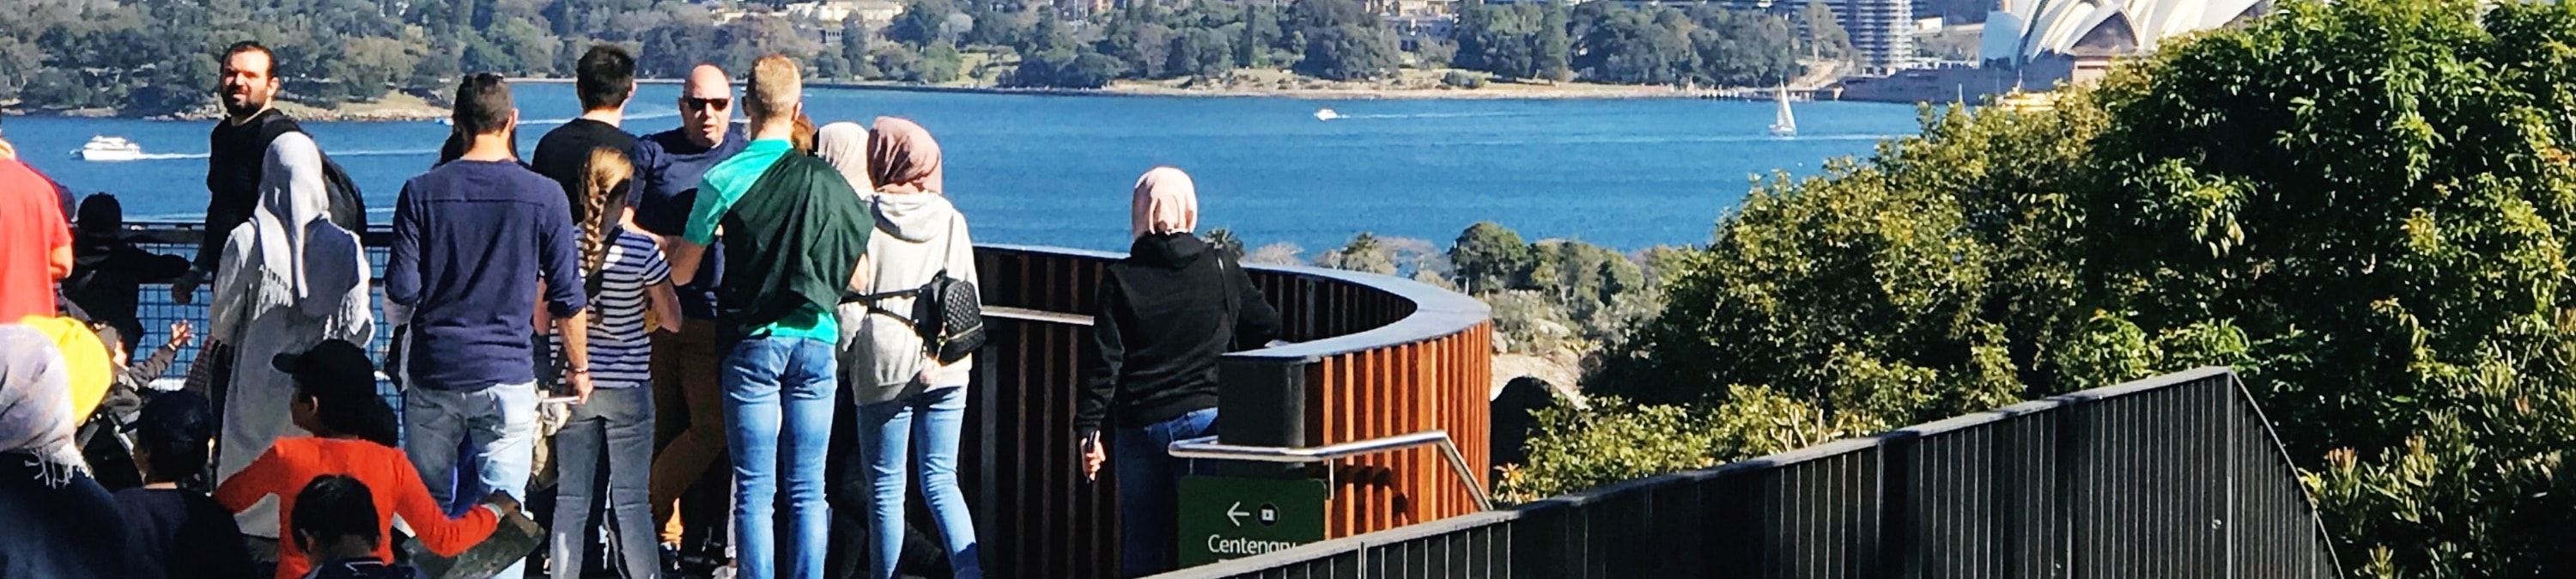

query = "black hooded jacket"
1077;233;1283;440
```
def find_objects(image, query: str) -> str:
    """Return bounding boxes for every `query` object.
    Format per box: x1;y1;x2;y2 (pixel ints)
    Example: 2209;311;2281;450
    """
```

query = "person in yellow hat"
16;314;112;422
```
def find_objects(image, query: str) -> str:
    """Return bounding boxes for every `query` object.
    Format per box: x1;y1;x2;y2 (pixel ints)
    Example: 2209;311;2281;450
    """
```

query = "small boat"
1768;86;1797;137
74;136;146;162
1315;108;1341;121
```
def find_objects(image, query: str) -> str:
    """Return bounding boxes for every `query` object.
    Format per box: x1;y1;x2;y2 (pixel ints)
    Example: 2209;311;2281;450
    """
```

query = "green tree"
1098;17;1177;78
1319;232;1398;274
21;69;95;110
1571;6;1694;85
410;45;465;91
889;0;962;46
1206;228;1247;261
960;1;1026;47
812;51;854;79
1413;38;1456;68
0;36;40;101
1450;222;1534;294
1798;0;1852;61
917;42;964;82
1688;7;1795;86
1240;6;1281;67
337;35;424;101
1296;22;1400;80
1535;2;1571;81
637;6;722;77
1024;9;1078;55
1454;0;1494;70
1168;27;1236;77
1005;46;1124;88
842;16;875;67
715;15;817;75
484;17;560;75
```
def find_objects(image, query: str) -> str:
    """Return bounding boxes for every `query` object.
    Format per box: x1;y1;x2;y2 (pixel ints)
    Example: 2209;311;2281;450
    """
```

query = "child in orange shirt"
214;339;522;579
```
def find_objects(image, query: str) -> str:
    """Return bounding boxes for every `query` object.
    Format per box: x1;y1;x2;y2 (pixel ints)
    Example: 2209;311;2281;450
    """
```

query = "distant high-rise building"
1707;0;1917;73
1843;0;1915;72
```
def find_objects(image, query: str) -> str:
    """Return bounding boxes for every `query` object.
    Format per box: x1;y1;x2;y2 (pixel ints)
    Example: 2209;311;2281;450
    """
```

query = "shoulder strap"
1218;251;1243;326
937;210;963;281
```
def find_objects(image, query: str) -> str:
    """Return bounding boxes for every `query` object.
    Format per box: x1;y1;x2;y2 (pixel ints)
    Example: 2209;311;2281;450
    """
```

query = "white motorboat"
75;136;146;162
1315;108;1341;121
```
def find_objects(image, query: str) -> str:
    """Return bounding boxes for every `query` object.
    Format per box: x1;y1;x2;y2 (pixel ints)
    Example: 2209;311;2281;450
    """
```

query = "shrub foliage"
1534;1;2576;575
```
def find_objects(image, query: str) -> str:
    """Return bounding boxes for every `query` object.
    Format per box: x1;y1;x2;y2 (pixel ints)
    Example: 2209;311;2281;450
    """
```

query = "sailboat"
1768;85;1797;137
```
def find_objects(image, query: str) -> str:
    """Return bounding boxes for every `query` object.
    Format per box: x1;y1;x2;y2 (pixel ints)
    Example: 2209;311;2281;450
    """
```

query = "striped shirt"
552;228;671;387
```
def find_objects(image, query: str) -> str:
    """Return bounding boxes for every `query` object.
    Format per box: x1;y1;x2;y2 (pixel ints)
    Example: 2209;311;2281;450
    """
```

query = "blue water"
7;83;1923;253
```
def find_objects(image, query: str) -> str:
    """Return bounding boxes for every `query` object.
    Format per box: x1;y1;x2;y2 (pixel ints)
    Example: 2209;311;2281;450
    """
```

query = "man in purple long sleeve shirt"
383;74;592;579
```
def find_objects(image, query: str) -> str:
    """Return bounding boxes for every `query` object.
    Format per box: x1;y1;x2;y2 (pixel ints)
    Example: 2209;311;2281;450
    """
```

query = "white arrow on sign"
1227;502;1252;527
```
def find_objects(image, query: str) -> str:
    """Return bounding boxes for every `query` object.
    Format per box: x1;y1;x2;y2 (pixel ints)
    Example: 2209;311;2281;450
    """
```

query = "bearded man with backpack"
174;40;367;305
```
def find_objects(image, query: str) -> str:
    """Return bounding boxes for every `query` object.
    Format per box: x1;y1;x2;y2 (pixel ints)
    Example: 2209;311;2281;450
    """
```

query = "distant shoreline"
8;75;1862;122
5;92;455;124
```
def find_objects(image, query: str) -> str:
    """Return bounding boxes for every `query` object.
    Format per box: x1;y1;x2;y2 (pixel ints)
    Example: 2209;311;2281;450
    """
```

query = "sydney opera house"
1839;0;2270;102
1981;0;2270;65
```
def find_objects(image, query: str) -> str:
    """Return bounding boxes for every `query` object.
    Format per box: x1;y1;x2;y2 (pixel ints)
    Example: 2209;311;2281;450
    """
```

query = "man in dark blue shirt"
384;73;592;579
633;63;748;566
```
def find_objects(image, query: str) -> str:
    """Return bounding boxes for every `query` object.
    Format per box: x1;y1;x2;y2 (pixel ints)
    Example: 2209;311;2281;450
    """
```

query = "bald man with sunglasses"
628;64;749;572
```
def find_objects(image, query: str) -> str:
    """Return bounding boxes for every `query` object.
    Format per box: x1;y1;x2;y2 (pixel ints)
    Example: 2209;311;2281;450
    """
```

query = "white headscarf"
0;325;83;475
253;133;333;301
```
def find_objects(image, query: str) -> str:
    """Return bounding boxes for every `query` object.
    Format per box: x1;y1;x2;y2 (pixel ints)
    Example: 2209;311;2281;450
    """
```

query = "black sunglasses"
683;97;732;112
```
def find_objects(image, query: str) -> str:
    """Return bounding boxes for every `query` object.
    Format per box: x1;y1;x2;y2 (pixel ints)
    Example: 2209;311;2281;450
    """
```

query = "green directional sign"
1176;476;1328;567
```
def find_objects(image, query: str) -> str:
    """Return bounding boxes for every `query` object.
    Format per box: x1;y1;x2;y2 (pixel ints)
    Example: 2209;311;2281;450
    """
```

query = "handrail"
1145;368;2348;579
975;243;1492;363
982;305;1095;326
1168;431;1495;512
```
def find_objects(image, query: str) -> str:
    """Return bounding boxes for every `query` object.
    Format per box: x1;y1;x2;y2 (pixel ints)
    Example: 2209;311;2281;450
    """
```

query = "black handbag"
843;222;986;364
850;270;986;365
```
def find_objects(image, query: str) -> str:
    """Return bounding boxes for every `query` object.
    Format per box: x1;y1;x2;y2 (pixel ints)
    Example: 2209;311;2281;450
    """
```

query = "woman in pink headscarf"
1074;167;1284;576
825;117;984;579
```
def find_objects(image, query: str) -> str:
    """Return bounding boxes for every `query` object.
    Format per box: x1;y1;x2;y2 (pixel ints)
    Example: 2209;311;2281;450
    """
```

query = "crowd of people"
0;40;1285;579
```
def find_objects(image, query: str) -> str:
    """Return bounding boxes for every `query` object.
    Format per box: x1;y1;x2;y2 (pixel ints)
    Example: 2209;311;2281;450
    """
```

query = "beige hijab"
1131;167;1199;240
815;121;872;193
866;117;944;194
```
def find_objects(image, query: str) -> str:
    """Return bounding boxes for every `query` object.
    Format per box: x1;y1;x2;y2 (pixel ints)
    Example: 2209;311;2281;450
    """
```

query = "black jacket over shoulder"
1078;233;1283;441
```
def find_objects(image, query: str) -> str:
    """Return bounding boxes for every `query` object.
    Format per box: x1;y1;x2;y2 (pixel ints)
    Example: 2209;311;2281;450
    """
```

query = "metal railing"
1167;430;1494;511
965;245;1494;579
1152;367;2346;579
116;225;1496;579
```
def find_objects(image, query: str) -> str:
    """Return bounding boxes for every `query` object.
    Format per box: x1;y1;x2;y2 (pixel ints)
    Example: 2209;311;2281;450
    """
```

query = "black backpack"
261;114;368;233
853;270;986;364
316;155;366;233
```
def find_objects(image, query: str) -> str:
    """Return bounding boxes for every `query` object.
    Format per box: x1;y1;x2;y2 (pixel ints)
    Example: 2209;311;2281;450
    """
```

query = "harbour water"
10;83;1926;253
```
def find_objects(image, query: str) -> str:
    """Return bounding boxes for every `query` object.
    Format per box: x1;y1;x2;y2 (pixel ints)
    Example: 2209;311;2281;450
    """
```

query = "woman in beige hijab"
1076;167;1284;576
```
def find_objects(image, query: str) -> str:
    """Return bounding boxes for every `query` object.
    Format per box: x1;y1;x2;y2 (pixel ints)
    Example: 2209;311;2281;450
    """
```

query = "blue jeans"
1114;407;1218;577
405;380;539;579
722;336;837;579
550;386;657;579
856;386;983;579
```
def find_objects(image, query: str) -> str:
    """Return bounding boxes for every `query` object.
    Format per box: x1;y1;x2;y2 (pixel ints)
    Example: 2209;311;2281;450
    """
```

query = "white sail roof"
1982;0;2267;63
